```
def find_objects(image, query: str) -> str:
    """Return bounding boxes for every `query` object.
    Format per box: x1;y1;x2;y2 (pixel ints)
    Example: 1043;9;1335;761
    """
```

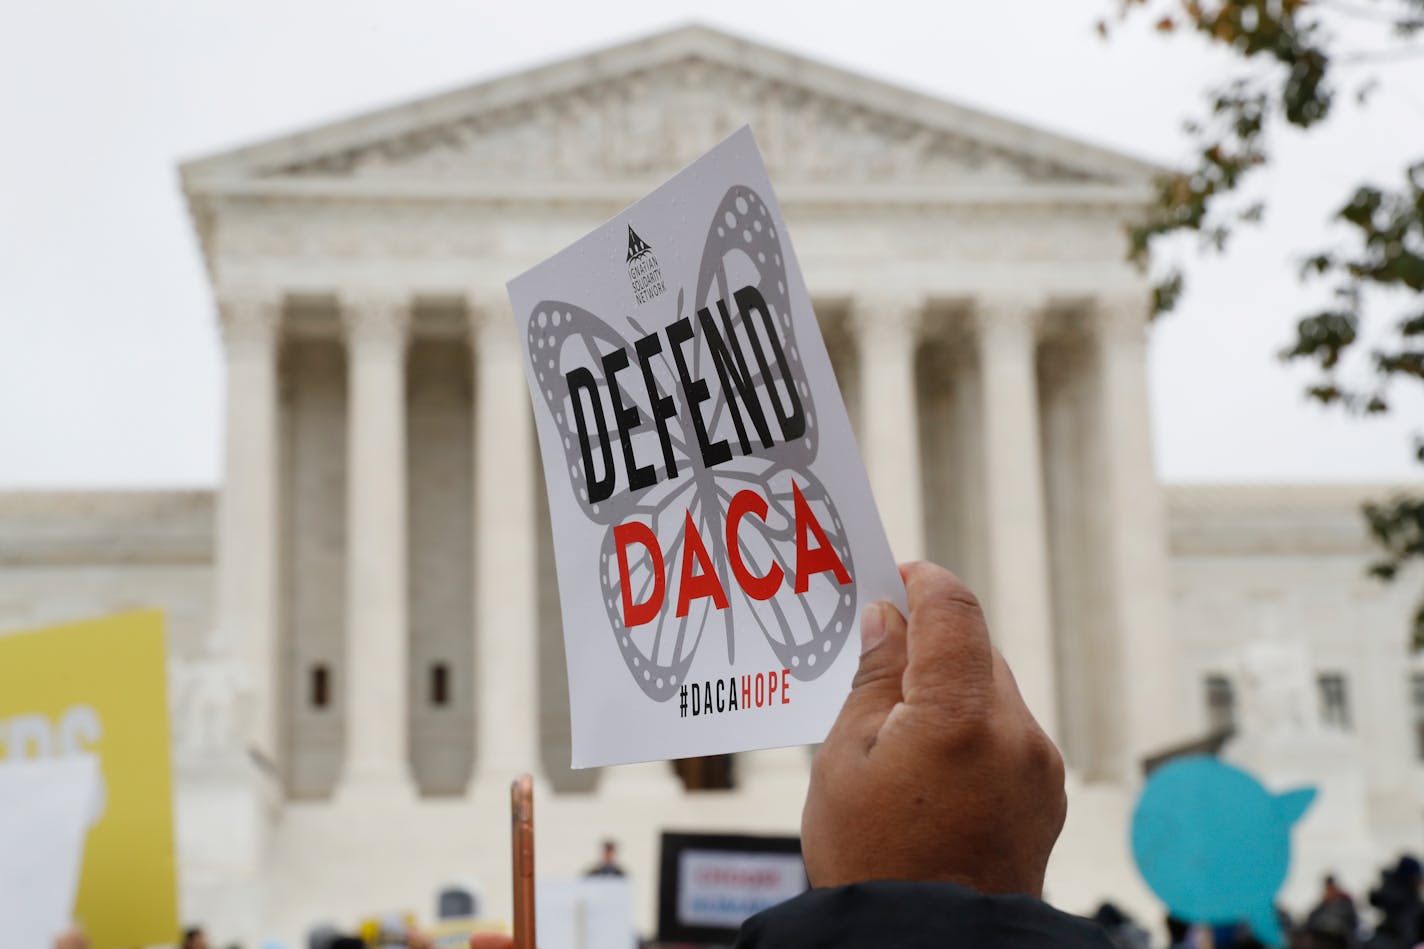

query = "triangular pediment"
182;25;1160;193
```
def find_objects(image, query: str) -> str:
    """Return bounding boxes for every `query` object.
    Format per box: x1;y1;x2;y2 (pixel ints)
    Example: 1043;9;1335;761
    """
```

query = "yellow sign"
0;611;178;949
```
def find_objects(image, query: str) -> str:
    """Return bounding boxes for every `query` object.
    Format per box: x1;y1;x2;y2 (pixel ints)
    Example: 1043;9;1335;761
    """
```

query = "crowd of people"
42;563;1424;949
1091;859;1424;949
52;860;1424;949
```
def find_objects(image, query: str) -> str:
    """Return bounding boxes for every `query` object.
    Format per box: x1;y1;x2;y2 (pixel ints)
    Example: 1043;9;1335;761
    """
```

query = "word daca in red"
612;483;851;627
693;868;788;888
680;669;791;719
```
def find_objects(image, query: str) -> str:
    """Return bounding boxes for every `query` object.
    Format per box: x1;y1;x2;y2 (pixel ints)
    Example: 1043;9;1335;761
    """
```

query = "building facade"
1;26;1420;945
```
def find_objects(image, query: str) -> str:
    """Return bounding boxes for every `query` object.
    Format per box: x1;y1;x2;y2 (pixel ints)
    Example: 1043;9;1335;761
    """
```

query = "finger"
898;561;994;709
824;600;908;754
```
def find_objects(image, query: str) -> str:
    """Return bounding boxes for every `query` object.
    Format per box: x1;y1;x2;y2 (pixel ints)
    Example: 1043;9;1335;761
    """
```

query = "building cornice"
190;178;1154;212
1165;483;1421;558
0;490;216;566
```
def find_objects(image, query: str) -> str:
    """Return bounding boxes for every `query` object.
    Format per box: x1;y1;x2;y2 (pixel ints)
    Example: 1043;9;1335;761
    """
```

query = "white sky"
1;0;1421;488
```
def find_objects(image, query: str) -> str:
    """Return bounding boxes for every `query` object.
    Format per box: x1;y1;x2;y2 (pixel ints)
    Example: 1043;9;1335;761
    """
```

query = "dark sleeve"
735;880;1114;949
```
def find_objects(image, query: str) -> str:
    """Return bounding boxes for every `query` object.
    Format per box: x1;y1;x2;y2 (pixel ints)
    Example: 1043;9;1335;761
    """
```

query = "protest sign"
0;611;178;949
508;127;904;768
0;756;103;949
656;832;807;943
536;878;636;949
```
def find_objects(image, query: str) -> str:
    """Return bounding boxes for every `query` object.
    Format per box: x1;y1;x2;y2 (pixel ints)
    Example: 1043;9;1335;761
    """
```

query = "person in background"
1166;915;1208;949
584;839;626;878
182;927;212;949
1304;874;1360;948
476;562;1110;948
1368;856;1424;949
1093;902;1152;949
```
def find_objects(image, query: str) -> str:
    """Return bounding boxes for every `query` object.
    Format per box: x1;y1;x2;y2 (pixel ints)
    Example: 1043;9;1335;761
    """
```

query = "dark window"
1204;674;1235;732
673;754;735;791
1318;672;1351;729
1412;674;1424;761
310;665;330;709
437;886;477;920
430;662;450;707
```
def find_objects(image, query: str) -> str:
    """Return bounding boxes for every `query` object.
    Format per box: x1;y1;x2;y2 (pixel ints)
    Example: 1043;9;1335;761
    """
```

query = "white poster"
536;878;636;949
508;126;904;768
0;755;102;949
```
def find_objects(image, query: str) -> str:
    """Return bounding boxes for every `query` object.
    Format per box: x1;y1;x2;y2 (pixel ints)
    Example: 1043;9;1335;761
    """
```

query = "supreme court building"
1;25;1421;945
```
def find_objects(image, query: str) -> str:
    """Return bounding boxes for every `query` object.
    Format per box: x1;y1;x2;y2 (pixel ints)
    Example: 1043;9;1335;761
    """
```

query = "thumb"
826;601;908;754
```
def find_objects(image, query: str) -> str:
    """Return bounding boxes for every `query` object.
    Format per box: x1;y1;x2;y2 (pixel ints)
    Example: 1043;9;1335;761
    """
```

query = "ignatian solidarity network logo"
626;225;667;305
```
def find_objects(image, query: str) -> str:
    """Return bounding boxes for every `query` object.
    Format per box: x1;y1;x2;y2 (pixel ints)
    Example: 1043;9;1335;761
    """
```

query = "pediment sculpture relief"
268;60;1106;187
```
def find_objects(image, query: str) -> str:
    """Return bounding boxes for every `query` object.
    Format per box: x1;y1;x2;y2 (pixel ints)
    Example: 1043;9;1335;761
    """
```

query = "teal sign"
1131;756;1315;948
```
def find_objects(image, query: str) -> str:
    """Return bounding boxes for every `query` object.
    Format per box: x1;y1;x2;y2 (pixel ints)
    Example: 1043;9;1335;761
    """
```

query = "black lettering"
634;332;679;481
702;682;714;716
600;346;654;492
666;316;730;468
697;301;774;455
728;679;739;711
565;367;615;503
690;683;701;716
734;286;806;441
715;677;725;713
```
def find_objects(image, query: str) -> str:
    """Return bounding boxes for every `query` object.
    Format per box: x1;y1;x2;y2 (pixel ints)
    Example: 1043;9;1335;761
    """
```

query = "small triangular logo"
626;225;653;263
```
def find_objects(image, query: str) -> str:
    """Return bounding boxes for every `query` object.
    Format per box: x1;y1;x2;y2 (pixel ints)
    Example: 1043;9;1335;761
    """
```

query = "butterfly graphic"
525;185;857;703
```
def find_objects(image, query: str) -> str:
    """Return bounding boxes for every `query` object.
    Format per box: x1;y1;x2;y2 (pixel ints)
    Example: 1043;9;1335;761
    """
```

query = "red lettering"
766;667;779;704
792;482;852;593
781;668;790;704
725;490;784;600
613;521;664;626
741;674;751;709
675;512;730;617
755;672;765;707
614;486;850;627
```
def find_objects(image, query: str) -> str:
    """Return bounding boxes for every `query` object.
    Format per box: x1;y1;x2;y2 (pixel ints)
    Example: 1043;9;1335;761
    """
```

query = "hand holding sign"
802;562;1066;899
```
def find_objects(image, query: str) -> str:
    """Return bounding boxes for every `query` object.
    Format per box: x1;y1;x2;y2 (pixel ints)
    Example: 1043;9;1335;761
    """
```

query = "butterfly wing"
529;297;719;701
694;185;818;469
529;182;849;704
526;300;664;528
595;474;714;702
694;186;854;678
706;456;857;681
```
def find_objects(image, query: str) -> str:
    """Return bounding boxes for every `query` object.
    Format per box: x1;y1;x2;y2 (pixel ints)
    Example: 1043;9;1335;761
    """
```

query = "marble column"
1093;296;1180;772
852;294;926;561
337;292;416;799
214;290;282;767
976;296;1060;741
469;291;542;785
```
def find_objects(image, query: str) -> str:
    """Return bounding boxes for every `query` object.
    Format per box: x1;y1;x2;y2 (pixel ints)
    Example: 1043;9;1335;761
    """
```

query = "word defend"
566;285;803;502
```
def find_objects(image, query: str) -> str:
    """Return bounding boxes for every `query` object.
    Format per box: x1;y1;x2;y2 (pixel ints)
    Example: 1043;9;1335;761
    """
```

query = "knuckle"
850;655;898;693
942;587;985;623
1024;727;1067;813
905;561;979;609
929;711;995;758
912;582;987;634
1024;725;1063;774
